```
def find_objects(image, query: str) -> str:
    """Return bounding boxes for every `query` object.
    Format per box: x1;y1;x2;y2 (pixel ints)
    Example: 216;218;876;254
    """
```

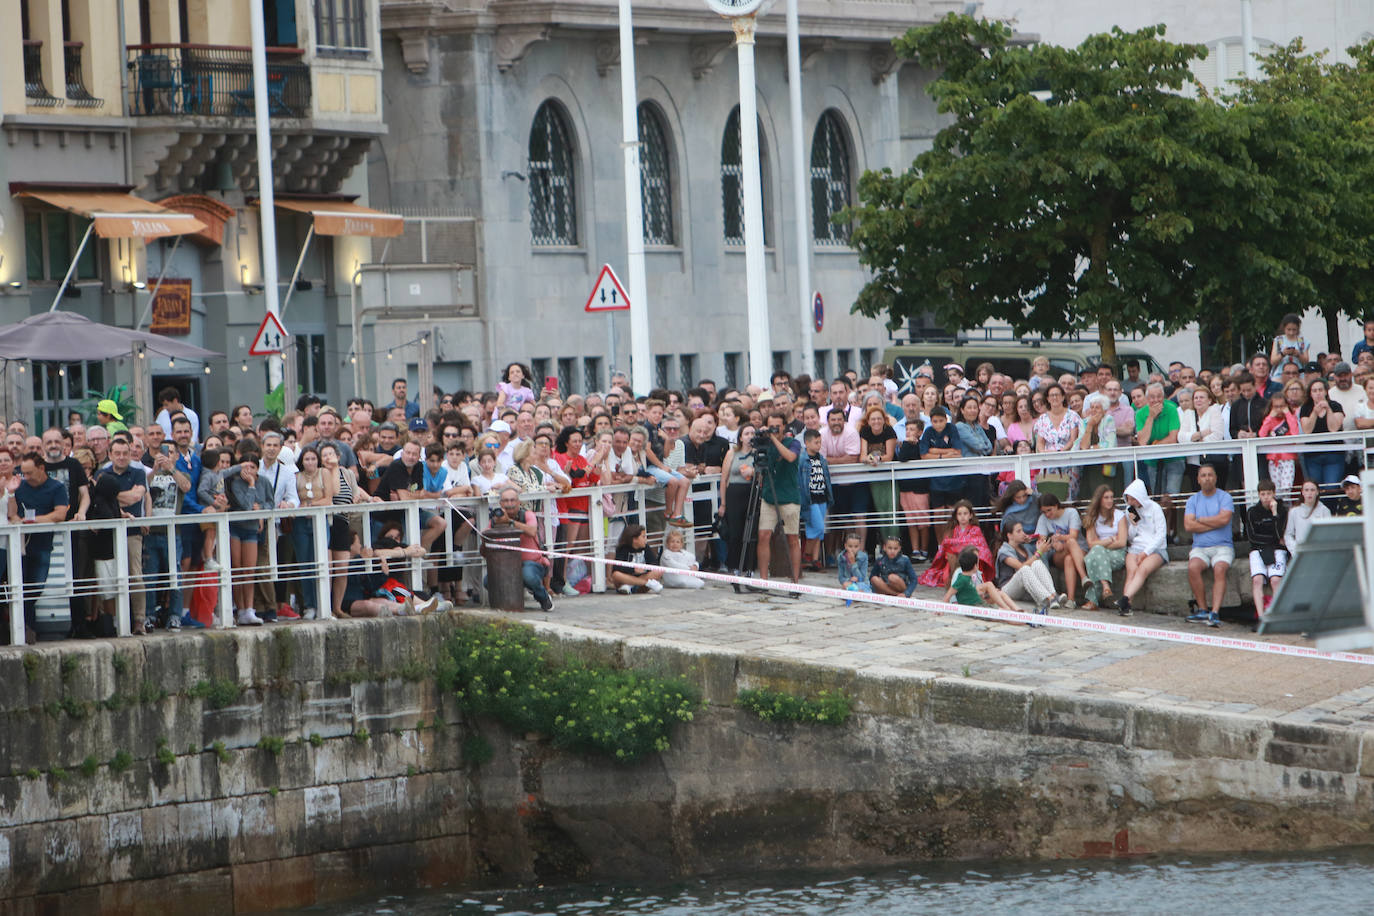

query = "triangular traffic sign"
249;312;290;355
584;264;630;312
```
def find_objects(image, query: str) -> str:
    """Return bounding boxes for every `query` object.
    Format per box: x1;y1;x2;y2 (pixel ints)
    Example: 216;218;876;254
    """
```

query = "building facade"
0;0;389;427
371;0;960;399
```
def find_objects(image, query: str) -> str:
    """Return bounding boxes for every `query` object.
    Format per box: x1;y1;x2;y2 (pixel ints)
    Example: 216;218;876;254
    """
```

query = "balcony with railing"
125;44;311;118
64;42;103;108
23;40;62;107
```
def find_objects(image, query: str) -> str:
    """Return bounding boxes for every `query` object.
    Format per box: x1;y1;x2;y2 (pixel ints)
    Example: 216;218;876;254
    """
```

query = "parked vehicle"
881;338;1165;393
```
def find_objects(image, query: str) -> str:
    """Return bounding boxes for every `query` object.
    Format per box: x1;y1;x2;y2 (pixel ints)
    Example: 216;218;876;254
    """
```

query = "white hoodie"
1123;479;1168;557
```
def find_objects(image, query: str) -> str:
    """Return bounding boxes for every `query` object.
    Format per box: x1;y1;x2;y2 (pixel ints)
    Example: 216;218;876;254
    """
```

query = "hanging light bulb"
241;361;248;372
17;363;25;373
203;365;211;375
137;350;145;359
58;367;66;377
168;357;175;369
386;350;393;360
349;354;356;365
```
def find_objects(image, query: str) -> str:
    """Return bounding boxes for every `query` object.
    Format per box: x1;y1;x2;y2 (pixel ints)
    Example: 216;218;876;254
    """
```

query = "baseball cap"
1342;474;1362;487
489;419;512;434
757;391;774;402
408;418;429;432
96;399;123;420
1334;361;1354;374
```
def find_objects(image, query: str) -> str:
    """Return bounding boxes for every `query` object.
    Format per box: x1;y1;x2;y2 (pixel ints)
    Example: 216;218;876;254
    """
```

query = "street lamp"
705;0;772;387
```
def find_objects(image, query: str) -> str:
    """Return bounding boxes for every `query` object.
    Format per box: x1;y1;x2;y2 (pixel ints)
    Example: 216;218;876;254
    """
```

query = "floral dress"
1033;409;1084;499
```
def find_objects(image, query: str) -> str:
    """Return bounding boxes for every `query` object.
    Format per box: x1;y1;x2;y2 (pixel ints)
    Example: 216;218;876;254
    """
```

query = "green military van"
881;338;1166;394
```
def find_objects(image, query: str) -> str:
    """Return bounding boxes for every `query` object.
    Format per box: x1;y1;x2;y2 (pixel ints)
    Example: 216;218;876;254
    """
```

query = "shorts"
804;502;828;540
758;501;801;536
1188;544;1233;568
929;488;961;509
644;465;684;487
1249;549;1288;579
328;514;355;552
229;521;261;544
93;557;119;599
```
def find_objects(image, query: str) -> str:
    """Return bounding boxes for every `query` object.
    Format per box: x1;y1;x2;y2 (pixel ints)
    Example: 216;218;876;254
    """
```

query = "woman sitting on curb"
612;524;664;594
1117;479;1168;617
995;520;1057;616
1082;485;1129;610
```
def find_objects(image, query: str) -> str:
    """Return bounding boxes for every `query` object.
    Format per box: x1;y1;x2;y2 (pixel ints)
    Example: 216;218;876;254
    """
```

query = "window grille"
721;107;768;245
810;111;852;244
315;0;369;57
638;104;674;246
529;101;578;245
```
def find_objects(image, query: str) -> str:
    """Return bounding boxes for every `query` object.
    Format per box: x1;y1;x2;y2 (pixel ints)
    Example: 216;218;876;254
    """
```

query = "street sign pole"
607;314;616;390
617;0;651;395
733;15;771;387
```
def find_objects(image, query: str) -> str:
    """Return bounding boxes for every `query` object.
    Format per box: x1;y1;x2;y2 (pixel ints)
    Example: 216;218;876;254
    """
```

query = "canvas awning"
14;188;207;240
271;197;404;237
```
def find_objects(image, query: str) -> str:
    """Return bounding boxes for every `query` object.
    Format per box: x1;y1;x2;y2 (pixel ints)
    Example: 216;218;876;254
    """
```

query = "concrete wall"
2;614;1372;913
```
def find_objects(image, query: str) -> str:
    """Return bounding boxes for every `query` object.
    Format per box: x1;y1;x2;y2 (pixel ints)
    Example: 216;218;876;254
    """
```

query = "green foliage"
212;741;230;764
23;768;41;780
262;382;300;420
139;679;166;704
78;384;138;427
258;736;285;757
56;696;90;720
60;655;81;683
962;664;972;678
462;734;494;767
80;755;99;778
111;653;129;675
155;738;175;767
308;732;324;748
353;728;371;744
272;628;294;678
22;654;39;683
50;767;68;782
442;623;701;763
269;786;279;798
735;688;852;726
398;659;430;682
188;678;241;709
109;750;133;774
406;765;417;778
844;14;1349;365
100;693;125;713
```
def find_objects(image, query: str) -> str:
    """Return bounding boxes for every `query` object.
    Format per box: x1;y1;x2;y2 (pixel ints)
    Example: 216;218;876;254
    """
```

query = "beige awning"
272;197;404;237
15;189;207;240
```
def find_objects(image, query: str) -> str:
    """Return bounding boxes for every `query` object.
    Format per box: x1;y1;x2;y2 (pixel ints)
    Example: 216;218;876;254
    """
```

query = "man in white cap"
1334;475;1364;517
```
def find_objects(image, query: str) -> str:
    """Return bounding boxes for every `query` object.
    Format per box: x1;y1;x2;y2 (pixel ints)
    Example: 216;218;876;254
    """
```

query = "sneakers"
645;579;663;593
277;603;301;620
910;550;928;564
1051;593;1068;610
416;595;441;615
1207;612;1221;628
1029;597;1051;627
139;618;155;635
235;608;264;626
203;557;221;573
166;614;182;631
1116;595;1132;617
1186;599;1208;623
561;583;579;597
668;515;692;528
618;584;633;594
302;607;318;620
178;614;206;629
537;591;554;612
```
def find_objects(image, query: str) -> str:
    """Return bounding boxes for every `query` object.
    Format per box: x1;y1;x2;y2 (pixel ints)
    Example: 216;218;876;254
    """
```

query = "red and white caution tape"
477;536;1374;668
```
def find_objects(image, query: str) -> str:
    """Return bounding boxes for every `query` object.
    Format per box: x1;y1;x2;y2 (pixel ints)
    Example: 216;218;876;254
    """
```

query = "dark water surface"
290;847;1374;915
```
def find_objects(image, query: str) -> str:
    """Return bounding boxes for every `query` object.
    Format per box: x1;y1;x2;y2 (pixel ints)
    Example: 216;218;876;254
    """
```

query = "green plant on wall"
735;687;852;726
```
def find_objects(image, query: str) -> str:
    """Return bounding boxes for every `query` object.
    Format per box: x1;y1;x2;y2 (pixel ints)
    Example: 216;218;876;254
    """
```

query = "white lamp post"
706;0;772;387
617;0;652;395
249;1;285;392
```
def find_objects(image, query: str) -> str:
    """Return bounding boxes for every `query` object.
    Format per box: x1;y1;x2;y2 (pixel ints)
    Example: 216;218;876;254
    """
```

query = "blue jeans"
1302;452;1346;490
142;531;183;619
21;547;52;629
522;561;550;604
290;517;319;611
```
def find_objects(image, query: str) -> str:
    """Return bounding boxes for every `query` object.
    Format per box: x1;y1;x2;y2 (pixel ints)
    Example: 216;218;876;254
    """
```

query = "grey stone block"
929;679;1031;733
1132;706;1267;760
1028;693;1131;745
1264;722;1361;772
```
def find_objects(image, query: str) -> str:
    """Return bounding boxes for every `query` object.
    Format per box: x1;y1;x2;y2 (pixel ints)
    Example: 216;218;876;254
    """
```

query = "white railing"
4;428;1370;645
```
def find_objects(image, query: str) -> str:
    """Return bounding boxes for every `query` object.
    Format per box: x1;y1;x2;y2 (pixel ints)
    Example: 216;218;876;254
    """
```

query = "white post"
1240;0;1257;80
250;1;283;392
617;0;652;395
1363;469;1374;631
733;16;772;388
785;0;814;378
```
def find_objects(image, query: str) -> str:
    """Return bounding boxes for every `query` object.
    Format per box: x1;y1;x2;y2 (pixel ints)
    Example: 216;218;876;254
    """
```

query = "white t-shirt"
472;471;508;498
1342;393;1374;431
442;460;471;491
1091;507;1125;542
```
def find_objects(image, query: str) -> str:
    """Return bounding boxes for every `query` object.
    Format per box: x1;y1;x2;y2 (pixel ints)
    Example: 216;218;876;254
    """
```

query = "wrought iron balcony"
64;42;103;108
125;44;311;118
23;40;62;107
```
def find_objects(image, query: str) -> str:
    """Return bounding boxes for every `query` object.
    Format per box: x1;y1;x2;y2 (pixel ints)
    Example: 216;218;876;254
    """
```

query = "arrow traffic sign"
249;312;290;355
584;263;631;312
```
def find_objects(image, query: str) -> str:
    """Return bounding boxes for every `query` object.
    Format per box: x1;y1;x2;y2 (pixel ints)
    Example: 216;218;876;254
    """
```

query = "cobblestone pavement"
467;571;1374;731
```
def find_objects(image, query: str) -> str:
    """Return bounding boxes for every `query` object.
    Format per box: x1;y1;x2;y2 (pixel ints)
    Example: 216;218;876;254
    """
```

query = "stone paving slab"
469;570;1374;731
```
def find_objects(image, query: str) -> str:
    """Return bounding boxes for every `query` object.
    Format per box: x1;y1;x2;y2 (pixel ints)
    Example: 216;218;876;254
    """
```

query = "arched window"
721;106;769;246
638;103;674;246
810;110;852;244
528;100;578;245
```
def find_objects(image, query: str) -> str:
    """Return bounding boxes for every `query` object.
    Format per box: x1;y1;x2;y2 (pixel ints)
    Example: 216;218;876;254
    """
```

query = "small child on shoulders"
946;547;1020;611
870;535;917;597
660;528;704;589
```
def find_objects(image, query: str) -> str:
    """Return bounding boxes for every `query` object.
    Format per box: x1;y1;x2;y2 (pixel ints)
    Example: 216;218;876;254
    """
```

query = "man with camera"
753;411;802;594
485;485;554;611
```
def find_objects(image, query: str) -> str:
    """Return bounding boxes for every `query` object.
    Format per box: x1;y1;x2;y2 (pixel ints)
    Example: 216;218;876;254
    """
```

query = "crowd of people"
1;315;1371;644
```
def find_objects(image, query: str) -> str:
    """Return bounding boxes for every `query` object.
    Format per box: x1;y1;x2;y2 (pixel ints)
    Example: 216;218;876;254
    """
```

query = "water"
290;848;1374;915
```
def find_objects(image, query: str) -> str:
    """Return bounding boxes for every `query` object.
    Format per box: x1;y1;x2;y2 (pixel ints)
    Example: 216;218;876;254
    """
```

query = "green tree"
845;16;1278;367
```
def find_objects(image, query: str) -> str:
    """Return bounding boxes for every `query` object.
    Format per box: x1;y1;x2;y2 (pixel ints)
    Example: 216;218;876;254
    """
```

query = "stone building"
372;0;960;398
0;0;389;427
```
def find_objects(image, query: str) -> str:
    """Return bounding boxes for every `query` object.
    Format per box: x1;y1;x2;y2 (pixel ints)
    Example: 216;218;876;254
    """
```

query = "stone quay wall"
2;613;1373;913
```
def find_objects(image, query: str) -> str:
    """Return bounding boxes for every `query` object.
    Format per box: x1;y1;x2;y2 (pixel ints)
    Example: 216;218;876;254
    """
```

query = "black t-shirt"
44;456;89;520
1297;399;1345;435
859;425;897;458
682;435;730;470
378;459;424;502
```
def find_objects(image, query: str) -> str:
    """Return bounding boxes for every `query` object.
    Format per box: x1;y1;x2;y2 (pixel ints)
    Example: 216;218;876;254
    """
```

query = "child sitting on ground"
836;531;872;605
612;523;664;593
946;546;1021;611
870;535;918;597
660;528;704;589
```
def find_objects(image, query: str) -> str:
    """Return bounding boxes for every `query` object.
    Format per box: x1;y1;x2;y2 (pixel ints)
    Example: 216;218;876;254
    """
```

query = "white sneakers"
618;584;633;594
204;557;221;572
645;579;663;593
235;608;264;626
